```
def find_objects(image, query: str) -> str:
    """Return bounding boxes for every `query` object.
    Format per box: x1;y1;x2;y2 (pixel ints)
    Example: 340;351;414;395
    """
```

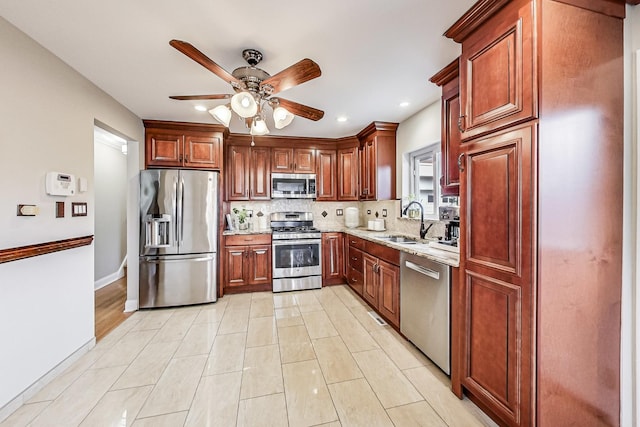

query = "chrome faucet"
402;201;433;239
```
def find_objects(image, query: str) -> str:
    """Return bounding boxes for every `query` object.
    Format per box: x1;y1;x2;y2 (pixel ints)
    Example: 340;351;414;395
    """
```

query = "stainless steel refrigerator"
139;169;218;308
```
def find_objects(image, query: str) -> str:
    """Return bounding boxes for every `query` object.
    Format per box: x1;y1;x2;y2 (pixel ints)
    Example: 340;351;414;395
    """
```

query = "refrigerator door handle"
179;177;185;246
142;256;213;263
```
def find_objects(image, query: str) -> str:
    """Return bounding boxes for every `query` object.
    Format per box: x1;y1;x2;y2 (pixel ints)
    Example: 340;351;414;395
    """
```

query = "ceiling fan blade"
274;98;324;121
169;40;243;86
261;59;321;95
169;94;232;100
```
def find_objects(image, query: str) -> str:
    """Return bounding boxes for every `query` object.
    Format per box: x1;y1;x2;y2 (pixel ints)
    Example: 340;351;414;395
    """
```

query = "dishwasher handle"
405;260;440;280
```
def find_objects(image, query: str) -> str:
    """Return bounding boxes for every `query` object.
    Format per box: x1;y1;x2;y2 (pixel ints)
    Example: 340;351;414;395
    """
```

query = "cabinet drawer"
364;240;400;266
225;234;272;246
347;267;364;296
347;235;366;250
348;247;363;272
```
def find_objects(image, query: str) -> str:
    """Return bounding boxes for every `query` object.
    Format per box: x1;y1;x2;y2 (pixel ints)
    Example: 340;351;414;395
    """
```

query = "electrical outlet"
367;209;371;215
382;209;388;217
336;209;343;216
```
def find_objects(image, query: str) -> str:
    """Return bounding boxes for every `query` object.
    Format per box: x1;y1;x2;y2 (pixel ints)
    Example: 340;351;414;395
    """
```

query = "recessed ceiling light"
336;116;348;123
399;101;410;108
194;105;207;112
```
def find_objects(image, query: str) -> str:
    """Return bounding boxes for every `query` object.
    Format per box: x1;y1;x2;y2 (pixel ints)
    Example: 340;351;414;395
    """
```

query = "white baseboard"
94;256;127;290
124;299;138;313
0;338;95;423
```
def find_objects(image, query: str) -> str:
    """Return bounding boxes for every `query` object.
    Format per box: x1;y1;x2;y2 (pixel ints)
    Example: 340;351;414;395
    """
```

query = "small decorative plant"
232;207;248;229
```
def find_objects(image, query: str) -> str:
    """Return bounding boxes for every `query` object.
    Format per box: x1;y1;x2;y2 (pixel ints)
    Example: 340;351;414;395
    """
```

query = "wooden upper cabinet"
271;147;315;173
226;145;250;201
337;146;359;201
144;120;225;170
183;134;222;169
430;59;461;196
357;122;398;201
271;147;293;172
294;148;315;172
448;0;535;140
250;147;270;200
146;131;183;166
316;150;337;201
227;145;270;201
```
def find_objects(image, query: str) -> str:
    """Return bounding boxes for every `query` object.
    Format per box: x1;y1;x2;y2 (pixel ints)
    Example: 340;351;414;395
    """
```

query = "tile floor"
1;285;497;427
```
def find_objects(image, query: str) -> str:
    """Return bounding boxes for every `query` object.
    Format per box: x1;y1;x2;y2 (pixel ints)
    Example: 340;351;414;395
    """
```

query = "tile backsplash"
228;199;446;239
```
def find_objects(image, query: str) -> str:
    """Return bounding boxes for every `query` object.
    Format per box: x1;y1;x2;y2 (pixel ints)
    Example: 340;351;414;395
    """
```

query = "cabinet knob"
184;154;188;163
457;153;465;172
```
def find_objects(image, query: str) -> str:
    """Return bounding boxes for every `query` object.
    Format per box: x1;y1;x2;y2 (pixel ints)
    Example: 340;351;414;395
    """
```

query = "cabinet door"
441;75;461;196
360;139;376;200
226;146;250;201
377;259;399;328
337;147;359;201
272;148;293;172
459;124;533;425
322;233;343;285
225;246;247;287
184;133;222;169
146;131;183;167
459;0;534;140
250;147;271;200
248;245;272;285
362;253;378;307
294;148;315;172
316;150;337;201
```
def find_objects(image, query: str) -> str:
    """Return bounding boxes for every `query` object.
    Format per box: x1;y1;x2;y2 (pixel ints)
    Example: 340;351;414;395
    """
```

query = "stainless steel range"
271;212;322;292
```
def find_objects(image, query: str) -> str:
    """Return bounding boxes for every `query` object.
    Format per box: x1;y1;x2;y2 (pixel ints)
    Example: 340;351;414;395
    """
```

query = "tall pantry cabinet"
443;0;623;426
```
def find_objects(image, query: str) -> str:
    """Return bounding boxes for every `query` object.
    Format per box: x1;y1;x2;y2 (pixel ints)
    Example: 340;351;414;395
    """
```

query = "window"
404;143;459;220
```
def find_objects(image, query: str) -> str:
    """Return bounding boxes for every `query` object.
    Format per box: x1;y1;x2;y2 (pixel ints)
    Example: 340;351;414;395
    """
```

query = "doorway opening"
93;125;131;340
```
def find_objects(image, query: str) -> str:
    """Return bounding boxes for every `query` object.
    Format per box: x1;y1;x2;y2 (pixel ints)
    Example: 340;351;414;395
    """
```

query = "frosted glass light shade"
250;118;269;136
230;92;258;118
273;107;294;129
209;105;232;127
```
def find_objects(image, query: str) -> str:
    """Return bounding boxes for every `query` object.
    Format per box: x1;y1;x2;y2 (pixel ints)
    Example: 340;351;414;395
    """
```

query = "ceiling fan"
169;40;324;136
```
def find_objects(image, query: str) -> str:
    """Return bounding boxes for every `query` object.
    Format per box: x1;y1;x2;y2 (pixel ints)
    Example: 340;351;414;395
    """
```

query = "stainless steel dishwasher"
400;252;451;375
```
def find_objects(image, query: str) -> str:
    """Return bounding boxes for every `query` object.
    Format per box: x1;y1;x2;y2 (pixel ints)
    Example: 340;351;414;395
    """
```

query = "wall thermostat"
45;172;76;196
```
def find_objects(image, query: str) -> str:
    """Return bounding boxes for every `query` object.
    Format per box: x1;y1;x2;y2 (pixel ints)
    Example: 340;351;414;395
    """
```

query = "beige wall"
395;101;441;198
0;16;143;414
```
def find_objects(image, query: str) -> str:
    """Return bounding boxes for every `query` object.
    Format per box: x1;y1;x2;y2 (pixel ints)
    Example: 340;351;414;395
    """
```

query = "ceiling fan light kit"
250;117;269;136
273;106;295;129
230;92;258;118
169;40;324;137
209;104;232;127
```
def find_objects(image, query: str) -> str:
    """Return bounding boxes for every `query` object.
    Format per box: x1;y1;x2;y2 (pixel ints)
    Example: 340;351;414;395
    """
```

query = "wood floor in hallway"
95;276;131;341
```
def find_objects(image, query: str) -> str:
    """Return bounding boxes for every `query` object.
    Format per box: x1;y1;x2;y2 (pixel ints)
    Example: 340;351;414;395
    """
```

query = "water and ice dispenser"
144;214;172;248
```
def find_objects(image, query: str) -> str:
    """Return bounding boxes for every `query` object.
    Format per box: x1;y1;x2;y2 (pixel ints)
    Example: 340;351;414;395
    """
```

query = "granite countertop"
221;226;459;267
222;229;272;236
343;228;460;268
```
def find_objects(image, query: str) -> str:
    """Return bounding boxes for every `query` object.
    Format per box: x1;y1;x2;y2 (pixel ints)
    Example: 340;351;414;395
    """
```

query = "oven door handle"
272;239;322;247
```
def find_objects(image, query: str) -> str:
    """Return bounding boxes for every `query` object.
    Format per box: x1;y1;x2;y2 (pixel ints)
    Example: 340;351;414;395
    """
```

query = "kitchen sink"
376;235;418;244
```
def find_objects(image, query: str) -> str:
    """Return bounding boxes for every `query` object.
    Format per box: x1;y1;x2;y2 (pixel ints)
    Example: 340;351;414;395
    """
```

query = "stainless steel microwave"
271;173;316;199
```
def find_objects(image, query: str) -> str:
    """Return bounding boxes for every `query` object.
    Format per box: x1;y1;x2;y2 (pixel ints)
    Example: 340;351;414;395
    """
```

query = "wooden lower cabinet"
322;232;344;285
458;123;533;426
223;234;272;293
360;242;400;328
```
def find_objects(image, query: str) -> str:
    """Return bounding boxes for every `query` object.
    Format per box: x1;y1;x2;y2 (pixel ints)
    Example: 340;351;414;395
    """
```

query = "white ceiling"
0;0;475;138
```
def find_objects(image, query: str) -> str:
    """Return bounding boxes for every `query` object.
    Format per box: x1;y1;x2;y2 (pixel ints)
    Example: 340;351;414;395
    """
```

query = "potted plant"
232;207;248;230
